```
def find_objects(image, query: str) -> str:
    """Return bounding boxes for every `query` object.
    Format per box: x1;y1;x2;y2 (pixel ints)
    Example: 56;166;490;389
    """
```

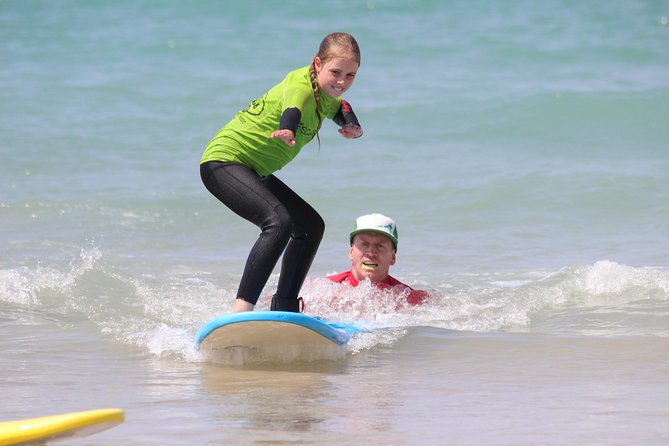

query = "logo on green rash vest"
297;122;317;138
243;95;266;116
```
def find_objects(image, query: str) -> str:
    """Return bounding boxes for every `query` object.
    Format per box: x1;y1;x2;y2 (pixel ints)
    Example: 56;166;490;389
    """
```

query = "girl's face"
314;54;359;98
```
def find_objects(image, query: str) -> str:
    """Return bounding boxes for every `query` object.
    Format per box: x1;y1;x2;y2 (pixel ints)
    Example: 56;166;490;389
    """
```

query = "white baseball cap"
349;213;398;250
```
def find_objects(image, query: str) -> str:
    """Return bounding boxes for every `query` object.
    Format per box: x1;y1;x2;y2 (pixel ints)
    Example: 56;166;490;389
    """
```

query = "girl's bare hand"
271;129;296;147
338;124;363;139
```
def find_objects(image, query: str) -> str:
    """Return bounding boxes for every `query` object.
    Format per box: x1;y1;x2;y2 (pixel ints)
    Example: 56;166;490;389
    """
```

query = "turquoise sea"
2;1;669;444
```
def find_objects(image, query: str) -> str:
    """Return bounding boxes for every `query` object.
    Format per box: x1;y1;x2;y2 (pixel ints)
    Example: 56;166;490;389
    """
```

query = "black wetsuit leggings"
200;161;325;305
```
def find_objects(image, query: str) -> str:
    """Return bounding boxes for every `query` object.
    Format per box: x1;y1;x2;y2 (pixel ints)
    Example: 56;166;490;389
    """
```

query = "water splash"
3;255;667;361
0;247;102;306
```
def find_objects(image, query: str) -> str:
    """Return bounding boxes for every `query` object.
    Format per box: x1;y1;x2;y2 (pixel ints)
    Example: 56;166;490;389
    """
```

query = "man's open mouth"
362;262;379;271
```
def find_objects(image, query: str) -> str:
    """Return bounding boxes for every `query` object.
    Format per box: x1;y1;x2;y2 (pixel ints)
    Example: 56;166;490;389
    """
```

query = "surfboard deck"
0;408;124;446
195;311;361;363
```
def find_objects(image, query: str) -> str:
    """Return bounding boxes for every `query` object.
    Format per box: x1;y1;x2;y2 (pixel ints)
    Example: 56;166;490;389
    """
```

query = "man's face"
349;232;396;283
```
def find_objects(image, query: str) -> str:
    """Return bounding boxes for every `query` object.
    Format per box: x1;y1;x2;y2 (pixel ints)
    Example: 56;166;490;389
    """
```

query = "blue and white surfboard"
195;311;363;362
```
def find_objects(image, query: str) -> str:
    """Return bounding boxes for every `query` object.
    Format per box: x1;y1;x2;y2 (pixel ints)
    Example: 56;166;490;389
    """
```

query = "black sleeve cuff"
333;99;361;128
279;107;301;135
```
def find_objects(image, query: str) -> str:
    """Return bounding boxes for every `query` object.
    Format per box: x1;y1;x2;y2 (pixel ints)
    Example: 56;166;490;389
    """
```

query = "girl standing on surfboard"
200;32;363;313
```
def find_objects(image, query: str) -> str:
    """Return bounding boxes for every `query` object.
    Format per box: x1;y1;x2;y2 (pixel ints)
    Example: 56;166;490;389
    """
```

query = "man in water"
326;213;429;305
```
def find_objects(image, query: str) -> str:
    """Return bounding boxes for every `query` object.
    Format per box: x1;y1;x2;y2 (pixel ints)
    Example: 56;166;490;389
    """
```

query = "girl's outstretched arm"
334;100;363;139
271;107;301;147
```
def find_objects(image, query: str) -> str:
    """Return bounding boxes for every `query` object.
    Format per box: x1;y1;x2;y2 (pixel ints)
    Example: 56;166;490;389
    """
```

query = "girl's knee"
262;206;293;241
311;214;325;239
294;212;324;241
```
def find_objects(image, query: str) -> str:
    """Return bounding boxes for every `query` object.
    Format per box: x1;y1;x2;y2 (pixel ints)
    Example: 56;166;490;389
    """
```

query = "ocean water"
2;0;669;444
